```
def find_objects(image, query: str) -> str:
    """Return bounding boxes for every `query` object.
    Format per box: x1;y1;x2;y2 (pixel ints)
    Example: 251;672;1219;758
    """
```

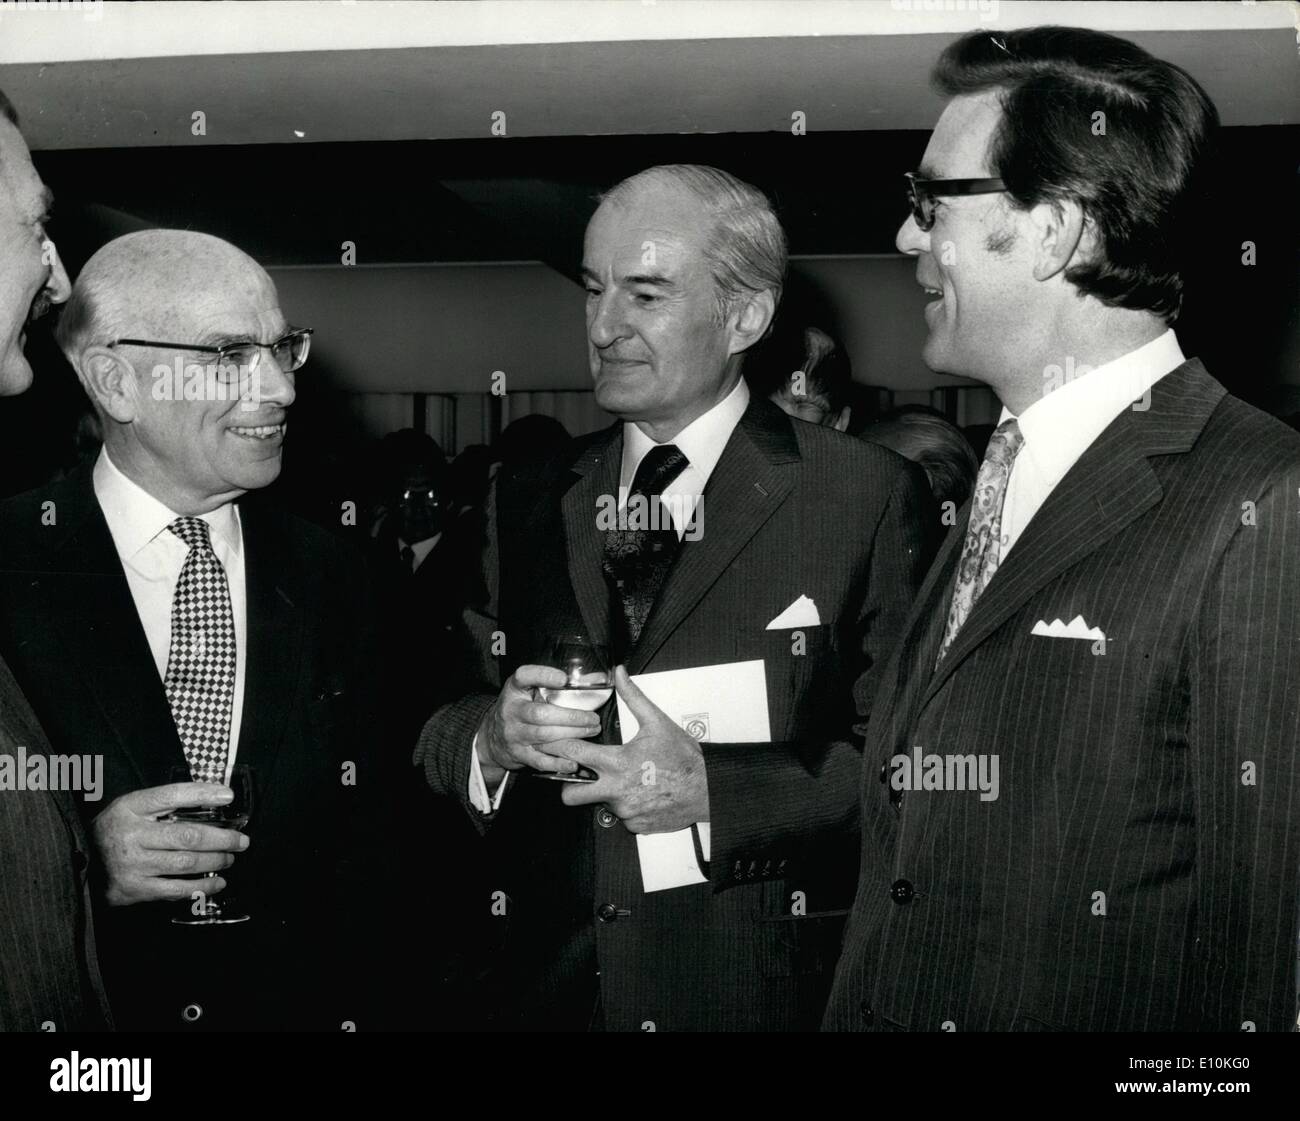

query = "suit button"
879;763;887;784
860;1002;875;1026
596;807;617;829
890;879;915;904
596;903;620;923
181;1003;203;1024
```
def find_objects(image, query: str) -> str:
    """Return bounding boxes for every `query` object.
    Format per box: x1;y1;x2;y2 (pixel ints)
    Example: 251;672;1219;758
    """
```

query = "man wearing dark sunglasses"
0;229;395;1031
826;26;1300;1032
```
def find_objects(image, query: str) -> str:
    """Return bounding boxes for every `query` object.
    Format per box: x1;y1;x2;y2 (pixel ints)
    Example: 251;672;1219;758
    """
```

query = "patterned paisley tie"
935;417;1025;666
163;516;237;784
602;444;691;659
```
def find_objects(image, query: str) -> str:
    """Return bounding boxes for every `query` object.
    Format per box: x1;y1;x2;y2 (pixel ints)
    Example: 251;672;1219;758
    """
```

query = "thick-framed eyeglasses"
110;328;314;380
904;172;1008;232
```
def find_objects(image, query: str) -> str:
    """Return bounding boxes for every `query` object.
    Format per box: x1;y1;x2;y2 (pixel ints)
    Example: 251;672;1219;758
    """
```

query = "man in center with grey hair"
416;164;934;1031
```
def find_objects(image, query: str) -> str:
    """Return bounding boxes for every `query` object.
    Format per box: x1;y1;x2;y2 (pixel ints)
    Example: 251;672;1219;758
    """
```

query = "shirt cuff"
467;732;510;814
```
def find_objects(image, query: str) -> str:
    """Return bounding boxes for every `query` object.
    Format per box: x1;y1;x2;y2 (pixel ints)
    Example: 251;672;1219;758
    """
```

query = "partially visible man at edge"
0;88;112;1032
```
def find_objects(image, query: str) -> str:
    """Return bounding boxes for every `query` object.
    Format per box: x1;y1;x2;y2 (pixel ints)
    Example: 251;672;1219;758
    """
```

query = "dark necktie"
399;543;416;573
602;444;690;658
163;516;237;784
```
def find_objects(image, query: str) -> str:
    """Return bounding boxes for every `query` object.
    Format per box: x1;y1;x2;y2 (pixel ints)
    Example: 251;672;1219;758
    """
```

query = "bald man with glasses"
0;230;395;1031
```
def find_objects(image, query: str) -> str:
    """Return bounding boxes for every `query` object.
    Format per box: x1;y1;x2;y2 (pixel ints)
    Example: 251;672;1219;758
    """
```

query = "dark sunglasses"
904;172;1008;232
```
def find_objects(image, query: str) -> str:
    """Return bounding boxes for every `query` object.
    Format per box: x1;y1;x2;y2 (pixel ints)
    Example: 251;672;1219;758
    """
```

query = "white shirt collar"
1001;329;1186;487
398;533;442;569
620;377;750;490
92;446;241;560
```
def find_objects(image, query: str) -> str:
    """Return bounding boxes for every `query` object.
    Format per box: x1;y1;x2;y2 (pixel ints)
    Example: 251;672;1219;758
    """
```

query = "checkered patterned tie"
935;417;1025;666
163;516;236;784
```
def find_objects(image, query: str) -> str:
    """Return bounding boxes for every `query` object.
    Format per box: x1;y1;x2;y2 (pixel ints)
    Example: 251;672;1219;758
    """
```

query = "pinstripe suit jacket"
0;655;112;1032
824;361;1300;1032
416;395;934;1031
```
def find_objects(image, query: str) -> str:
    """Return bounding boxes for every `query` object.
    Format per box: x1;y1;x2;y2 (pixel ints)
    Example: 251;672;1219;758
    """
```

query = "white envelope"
764;594;820;629
1031;614;1105;641
618;660;770;892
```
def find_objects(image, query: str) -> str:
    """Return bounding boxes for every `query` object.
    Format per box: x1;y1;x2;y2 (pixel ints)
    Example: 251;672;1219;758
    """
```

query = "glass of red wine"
164;763;254;925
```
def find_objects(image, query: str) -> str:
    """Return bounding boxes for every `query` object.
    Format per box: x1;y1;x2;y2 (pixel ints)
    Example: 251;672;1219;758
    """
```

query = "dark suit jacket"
0;467;392;1032
416;395;934;1031
824;361;1300;1032
371;520;476;742
0;656;112;1032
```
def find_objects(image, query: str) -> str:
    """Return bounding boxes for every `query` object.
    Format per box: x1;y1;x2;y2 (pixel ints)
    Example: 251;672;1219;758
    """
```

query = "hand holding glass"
532;635;612;782
164;763;253;925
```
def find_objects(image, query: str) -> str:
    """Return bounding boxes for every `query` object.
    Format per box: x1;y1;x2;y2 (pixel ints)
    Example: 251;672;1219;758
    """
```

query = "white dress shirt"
398;533;441;573
998;330;1185;559
92;447;248;780
468;378;751;813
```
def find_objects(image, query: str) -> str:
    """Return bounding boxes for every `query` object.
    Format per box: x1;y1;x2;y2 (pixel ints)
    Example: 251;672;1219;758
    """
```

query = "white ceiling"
1;1;1295;149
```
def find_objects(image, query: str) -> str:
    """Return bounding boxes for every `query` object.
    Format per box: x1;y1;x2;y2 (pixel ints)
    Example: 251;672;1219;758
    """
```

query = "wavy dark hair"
935;26;1218;322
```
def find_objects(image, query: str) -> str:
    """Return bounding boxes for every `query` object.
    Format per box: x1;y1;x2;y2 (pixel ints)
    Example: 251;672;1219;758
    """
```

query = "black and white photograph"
0;0;1297;1098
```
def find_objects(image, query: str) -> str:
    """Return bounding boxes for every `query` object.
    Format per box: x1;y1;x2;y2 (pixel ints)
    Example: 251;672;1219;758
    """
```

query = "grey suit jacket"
824;361;1300;1032
0;655;112;1032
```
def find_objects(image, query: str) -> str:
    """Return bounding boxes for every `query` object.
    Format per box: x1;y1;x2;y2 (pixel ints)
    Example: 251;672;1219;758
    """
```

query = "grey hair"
600;164;787;322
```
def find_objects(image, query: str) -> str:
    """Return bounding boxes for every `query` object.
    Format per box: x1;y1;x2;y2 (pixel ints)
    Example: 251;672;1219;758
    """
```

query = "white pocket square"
1031;614;1105;641
765;595;821;629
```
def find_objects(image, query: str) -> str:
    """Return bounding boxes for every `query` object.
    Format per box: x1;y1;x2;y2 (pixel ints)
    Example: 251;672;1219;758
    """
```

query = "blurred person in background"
748;323;853;432
860;405;978;510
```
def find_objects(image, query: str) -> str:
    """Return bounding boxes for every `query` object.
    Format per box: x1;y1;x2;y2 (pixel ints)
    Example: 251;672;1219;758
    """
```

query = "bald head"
58;228;297;515
56;229;276;364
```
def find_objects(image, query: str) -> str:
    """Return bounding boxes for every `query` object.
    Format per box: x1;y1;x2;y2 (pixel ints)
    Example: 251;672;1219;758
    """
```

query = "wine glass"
532;634;612;783
164;763;254;925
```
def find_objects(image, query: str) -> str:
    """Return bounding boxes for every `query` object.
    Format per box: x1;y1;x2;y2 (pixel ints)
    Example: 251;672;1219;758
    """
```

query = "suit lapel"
921;360;1225;708
233;500;305;792
561;424;621;648
628;397;800;673
873;516;965;742
42;472;184;787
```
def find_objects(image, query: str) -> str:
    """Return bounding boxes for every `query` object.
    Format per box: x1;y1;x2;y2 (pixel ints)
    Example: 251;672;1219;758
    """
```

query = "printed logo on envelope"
682;713;711;741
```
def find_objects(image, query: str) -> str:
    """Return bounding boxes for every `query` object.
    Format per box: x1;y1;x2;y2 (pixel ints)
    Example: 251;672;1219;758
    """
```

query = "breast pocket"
761;624;838;741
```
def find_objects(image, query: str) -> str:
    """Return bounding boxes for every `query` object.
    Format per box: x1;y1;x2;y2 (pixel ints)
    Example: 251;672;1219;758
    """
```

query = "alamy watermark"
889;0;999;22
152;357;264;410
595;489;704;542
0;0;104;20
0;745;102;801
890;744;1000;802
